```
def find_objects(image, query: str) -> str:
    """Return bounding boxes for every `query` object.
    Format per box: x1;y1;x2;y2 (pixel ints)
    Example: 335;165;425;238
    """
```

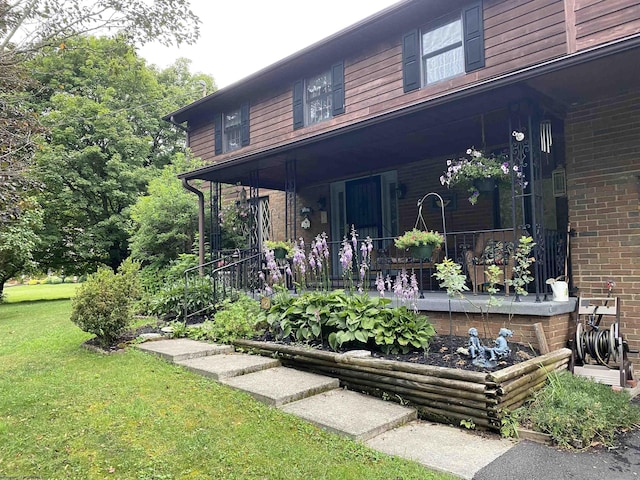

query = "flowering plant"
440;147;524;205
394;229;444;250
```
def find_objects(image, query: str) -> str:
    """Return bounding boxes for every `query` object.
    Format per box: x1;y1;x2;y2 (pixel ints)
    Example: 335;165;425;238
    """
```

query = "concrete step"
136;339;233;362
176;353;281;380
280;389;417;441
366;420;514;480
220;366;339;406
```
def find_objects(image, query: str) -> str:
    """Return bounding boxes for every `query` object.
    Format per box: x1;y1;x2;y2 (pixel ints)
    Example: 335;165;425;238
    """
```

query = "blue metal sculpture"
467;327;513;368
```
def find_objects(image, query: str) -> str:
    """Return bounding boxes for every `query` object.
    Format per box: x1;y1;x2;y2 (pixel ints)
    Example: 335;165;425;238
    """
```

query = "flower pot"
410;244;434;260
273;247;287;260
473;178;497;192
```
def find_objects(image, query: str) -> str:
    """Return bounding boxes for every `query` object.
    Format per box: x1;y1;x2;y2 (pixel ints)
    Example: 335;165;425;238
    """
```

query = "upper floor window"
223;108;242;152
306;71;332;126
214;102;250;155
293;62;345;130
422;19;464;85
402;1;484;93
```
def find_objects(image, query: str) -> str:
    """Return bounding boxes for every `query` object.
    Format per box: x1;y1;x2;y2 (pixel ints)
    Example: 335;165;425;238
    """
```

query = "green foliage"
148;277;216;320
460;419;476;430
507;236;536;297
260;290;435;355
0;201;44;299
394;229;444;249
177;294;262;344
512;370;640;448
70;258;141;347
44;276;63;284
434;258;468;298
28;36;215;274
128;156;201;268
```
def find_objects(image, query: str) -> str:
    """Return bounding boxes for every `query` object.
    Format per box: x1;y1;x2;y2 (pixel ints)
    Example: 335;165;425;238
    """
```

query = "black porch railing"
184;228;566;318
183;248;261;322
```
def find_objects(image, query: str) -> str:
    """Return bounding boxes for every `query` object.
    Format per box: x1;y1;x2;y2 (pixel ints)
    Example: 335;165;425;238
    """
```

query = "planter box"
234;339;571;431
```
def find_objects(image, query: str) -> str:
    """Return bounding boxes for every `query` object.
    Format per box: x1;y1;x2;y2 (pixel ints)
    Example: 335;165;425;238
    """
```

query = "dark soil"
91;321;539;371
253;331;540;373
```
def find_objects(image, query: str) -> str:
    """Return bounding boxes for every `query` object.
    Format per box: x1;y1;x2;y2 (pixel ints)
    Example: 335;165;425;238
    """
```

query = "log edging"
233;340;572;431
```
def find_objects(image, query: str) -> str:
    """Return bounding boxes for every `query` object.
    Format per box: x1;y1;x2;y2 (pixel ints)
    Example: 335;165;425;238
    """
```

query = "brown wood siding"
483;0;567;76
574;0;640;51
188;0;576;166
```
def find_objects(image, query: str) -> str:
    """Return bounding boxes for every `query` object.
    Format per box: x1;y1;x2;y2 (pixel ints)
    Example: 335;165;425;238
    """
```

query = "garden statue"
486;328;513;361
467;327;484;359
466;327;513;368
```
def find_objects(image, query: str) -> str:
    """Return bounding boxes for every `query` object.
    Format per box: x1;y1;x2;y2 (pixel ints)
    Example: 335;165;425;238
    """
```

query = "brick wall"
427;311;573;353
565;87;640;358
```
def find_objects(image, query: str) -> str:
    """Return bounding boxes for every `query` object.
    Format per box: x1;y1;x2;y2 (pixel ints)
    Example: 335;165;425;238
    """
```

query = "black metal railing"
183;248;261;322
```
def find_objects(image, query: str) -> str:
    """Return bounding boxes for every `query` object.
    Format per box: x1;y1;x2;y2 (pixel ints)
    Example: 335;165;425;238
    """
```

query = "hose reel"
573;297;634;388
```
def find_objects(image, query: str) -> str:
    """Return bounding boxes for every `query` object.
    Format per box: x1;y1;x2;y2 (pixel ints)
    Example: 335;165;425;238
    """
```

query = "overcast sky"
139;0;399;88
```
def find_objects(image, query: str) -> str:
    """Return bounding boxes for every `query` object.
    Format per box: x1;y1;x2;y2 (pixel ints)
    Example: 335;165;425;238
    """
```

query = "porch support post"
509;102;549;302
285;159;297;241
249;170;260;252
209;181;222;259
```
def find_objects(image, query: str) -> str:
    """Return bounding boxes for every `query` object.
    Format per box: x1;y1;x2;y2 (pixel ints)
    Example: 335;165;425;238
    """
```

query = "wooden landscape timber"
234;339;572;431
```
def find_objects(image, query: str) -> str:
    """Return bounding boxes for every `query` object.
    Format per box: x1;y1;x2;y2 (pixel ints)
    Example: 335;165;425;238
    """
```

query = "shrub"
259;290;435;354
27;279;39;286
44;276;63;284
70;259;141;347
512;370;640;448
148;276;216;320
183;294;262;344
63;276;75;284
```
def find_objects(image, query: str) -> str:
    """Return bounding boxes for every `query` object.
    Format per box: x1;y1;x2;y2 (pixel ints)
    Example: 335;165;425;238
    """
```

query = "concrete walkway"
137;338;516;479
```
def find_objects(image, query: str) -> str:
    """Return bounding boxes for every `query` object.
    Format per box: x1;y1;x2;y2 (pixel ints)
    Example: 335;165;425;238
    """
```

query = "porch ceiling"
182;42;640;191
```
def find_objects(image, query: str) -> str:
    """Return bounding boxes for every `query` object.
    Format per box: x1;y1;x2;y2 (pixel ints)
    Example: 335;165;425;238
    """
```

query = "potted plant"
394;228;444;260
440;147;525;205
264;240;294;259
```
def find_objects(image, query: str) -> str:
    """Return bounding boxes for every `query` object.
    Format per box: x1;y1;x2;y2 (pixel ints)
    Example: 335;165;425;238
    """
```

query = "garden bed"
234;338;571;431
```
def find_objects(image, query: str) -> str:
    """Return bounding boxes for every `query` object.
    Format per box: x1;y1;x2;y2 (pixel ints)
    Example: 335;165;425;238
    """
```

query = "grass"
512;370;640;448
3;283;78;303
0;299;454;480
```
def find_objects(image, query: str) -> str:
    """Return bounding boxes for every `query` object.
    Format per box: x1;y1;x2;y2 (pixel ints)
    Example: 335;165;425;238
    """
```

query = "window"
293;62;344;130
305;71;332;126
214;102;249;155
422;19;464;85
223;108;242;152
402;1;484;93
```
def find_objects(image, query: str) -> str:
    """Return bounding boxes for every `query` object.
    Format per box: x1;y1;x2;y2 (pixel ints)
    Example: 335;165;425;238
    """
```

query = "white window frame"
223;107;242;153
421;16;465;86
304;70;332;126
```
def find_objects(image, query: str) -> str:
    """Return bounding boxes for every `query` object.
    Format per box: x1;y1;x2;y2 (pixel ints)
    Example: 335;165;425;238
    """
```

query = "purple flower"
376;272;386;297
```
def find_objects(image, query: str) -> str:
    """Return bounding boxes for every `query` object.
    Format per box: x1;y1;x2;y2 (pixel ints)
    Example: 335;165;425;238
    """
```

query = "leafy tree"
0;199;43;300
128;154;200;268
0;0;200;58
0;0;202;225
29;36;214;273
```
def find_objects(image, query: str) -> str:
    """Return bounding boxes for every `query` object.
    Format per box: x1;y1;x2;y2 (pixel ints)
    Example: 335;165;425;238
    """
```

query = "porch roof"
178;36;640;191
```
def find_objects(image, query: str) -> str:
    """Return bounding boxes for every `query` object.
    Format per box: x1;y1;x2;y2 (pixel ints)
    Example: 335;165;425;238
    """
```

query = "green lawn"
0;299;453;479
3;282;78;303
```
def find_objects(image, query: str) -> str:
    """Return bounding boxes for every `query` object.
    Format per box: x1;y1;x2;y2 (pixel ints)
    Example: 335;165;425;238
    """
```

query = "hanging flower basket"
273;247;287;260
410;244;434;261
440;147;526;205
473;177;497;193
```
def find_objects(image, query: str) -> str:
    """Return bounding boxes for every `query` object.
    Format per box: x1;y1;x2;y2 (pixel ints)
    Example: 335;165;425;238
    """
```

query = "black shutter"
402;29;420;93
331;61;345;116
463;1;485;72
214;113;222;155
292;79;304;129
240;101;250;147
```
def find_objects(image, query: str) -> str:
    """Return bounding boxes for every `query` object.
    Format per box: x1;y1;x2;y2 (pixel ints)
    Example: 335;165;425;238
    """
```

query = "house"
166;0;640;359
